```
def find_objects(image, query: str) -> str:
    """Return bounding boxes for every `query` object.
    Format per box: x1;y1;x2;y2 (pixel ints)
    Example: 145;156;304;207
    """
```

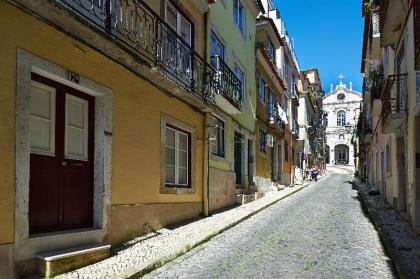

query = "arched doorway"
335;144;349;165
325;145;330;164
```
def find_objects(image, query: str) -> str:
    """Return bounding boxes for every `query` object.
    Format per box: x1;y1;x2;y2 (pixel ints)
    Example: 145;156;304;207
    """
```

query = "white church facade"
323;78;362;166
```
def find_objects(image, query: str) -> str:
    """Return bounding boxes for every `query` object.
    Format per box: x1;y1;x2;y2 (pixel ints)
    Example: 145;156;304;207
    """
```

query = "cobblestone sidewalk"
354;178;420;278
57;181;314;278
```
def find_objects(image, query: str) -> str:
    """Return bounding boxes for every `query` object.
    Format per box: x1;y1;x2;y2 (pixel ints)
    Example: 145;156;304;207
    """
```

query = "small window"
30;81;56;156
337;110;346;127
65;94;89;161
284;141;289;162
233;64;245;104
258;75;266;103
267;88;273;116
267;39;275;62
165;125;190;187
337;93;345;100
233;0;245;34
259;129;267;153
210;116;225;157
339;134;345;140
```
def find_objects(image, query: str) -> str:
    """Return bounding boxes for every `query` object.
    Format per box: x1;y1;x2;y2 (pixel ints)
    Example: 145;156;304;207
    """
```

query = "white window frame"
233;0;246;35
337;110;346;127
165;0;192;45
30;81;56;157
165;125;190;187
64;94;89;161
210;115;226;158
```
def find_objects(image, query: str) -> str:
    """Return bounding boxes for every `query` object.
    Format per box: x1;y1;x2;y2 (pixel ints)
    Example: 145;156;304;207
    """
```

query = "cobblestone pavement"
144;166;397;279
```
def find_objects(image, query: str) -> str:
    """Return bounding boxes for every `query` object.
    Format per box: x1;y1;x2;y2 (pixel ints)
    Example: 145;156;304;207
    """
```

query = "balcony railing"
292;120;299;135
210;55;242;108
291;83;299;106
267;99;284;129
381;74;407;121
370;74;384;105
59;0;216;102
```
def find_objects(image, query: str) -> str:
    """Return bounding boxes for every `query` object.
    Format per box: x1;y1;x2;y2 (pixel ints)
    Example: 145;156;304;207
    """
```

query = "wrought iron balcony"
363;117;373;144
370;74;384;102
291;83;299;106
51;0;216;103
210;55;243;110
381;74;407;133
267;99;284;130
292;120;299;135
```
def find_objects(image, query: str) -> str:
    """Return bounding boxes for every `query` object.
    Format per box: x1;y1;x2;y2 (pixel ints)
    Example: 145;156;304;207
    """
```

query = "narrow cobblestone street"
144;166;397;279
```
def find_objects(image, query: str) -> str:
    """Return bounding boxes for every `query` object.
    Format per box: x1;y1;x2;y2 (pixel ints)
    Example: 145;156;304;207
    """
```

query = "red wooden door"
29;73;94;234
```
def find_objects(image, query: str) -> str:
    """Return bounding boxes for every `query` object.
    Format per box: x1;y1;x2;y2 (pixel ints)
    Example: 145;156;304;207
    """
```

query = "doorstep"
36;244;110;278
56;181;312;279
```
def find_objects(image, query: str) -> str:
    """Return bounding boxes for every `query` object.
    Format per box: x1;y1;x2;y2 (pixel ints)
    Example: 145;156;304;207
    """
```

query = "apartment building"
258;0;301;185
297;69;326;176
254;15;287;191
0;0;267;276
358;0;420;233
207;0;263;212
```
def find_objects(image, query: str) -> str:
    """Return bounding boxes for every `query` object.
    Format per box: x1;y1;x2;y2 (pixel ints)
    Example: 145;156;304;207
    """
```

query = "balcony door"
29;74;94;234
210;32;225;66
164;0;193;82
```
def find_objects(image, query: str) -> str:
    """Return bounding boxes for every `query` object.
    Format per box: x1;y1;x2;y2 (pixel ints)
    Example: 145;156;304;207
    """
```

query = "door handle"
62;161;68;166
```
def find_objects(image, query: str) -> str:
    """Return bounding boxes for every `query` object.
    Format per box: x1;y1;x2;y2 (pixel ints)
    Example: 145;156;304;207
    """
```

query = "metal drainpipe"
202;11;210;217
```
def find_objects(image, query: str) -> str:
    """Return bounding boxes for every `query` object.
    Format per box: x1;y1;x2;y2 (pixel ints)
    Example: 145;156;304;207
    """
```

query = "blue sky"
274;0;364;92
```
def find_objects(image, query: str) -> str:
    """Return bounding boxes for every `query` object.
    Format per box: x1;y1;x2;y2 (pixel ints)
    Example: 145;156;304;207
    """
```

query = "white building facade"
323;80;362;166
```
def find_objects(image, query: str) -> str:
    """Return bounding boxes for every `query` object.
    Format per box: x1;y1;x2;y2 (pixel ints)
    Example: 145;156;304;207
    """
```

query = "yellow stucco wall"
255;57;285;180
0;2;205;243
255;122;272;179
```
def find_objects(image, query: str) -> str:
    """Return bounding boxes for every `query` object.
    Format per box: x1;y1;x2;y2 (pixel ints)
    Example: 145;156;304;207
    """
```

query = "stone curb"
352;178;420;279
124;181;313;278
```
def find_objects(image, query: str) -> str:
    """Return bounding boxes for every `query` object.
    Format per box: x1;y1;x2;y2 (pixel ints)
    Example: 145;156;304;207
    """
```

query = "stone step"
236;194;254;205
236;192;265;205
36;243;110;278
